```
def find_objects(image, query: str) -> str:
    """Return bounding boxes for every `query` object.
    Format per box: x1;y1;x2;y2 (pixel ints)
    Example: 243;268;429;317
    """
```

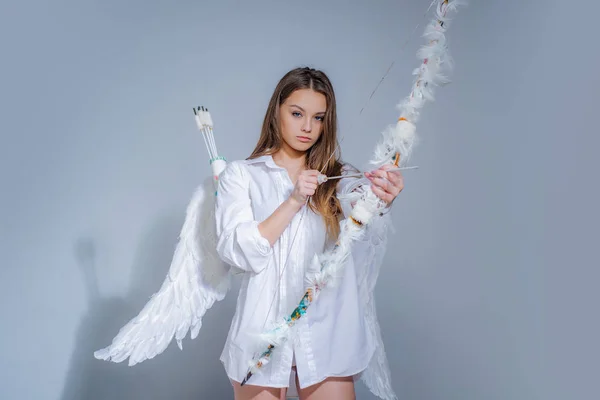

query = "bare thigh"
231;380;287;400
296;375;356;400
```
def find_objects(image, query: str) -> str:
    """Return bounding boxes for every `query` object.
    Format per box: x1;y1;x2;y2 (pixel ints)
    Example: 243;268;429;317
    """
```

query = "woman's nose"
302;119;312;132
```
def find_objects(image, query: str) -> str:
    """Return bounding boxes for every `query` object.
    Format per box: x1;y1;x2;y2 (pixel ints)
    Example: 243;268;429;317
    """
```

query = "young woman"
214;67;404;400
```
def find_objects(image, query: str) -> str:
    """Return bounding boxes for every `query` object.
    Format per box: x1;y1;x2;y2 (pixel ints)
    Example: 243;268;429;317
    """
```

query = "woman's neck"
272;147;308;185
272;147;307;171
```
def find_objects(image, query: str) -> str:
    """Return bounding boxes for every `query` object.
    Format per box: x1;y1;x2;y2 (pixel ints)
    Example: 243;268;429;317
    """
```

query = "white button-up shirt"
214;154;396;399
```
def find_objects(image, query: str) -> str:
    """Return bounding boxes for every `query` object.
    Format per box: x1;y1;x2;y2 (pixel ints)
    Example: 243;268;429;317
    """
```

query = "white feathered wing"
94;176;231;366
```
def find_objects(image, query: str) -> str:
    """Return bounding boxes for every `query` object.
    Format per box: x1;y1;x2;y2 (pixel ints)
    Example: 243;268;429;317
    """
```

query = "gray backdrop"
1;0;598;399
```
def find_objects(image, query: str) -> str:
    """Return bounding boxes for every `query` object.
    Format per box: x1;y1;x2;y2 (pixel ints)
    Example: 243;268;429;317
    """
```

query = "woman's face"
279;88;327;154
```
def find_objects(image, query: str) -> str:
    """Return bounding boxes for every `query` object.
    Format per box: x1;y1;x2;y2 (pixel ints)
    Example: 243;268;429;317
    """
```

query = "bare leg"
297;376;355;400
279;387;288;400
231;380;287;400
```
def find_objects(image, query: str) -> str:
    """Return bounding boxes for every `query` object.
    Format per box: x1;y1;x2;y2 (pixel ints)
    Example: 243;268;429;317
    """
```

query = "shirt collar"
244;154;282;170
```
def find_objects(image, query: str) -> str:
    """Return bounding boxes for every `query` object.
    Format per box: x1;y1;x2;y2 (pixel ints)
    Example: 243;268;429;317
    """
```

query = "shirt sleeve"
336;169;395;398
214;161;273;274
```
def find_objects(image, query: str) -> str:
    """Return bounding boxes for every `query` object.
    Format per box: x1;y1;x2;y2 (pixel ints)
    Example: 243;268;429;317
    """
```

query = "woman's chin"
293;144;313;153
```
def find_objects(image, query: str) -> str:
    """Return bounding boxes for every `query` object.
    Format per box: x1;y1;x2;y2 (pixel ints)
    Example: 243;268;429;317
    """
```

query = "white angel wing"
94;175;231;366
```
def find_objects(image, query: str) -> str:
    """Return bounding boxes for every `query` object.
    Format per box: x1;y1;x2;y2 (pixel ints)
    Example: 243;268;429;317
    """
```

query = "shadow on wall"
60;212;237;400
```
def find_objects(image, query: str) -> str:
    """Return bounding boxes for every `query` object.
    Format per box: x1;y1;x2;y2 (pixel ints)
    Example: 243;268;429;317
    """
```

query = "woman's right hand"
288;169;321;209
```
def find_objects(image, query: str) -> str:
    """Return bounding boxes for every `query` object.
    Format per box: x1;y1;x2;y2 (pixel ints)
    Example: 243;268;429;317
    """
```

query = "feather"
94;175;231;365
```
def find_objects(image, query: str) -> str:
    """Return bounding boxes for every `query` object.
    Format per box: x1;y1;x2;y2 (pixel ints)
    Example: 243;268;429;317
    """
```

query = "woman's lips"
296;136;311;142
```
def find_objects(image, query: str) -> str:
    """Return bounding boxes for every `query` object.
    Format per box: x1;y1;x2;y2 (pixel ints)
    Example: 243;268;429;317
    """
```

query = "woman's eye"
292;111;302;117
315;116;324;122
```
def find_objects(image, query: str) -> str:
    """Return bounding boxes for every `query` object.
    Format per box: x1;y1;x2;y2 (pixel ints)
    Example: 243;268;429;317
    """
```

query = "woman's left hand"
365;164;404;206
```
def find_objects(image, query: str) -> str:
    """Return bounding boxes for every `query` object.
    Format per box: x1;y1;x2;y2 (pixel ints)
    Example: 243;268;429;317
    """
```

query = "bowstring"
359;0;437;115
256;139;342;334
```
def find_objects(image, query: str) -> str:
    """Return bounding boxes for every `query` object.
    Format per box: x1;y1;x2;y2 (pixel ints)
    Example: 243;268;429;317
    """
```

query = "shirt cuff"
237;220;272;257
218;220;273;274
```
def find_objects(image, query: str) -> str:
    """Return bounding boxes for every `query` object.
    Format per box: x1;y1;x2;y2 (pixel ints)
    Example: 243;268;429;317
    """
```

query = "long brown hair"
248;67;344;240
